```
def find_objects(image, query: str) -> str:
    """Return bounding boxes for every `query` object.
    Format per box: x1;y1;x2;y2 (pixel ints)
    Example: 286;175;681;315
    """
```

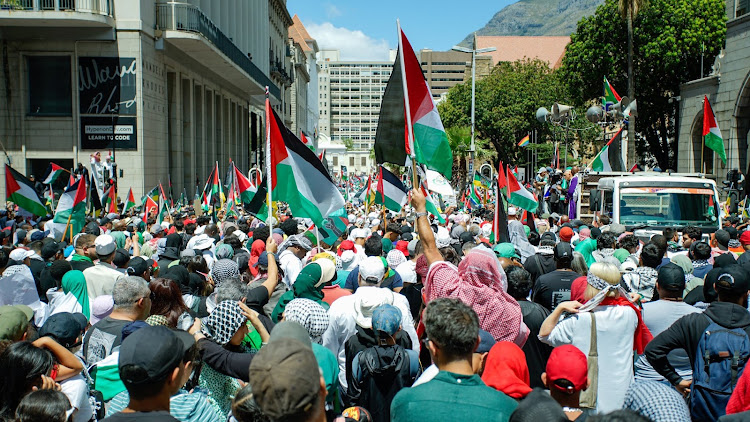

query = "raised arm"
410;189;442;265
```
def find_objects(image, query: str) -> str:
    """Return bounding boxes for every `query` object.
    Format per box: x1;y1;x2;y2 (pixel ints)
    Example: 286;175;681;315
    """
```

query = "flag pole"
396;19;419;189
62;213;73;243
264;88;273;232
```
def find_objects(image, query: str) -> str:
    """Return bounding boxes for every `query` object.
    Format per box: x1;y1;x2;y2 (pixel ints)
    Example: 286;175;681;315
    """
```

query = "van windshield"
619;187;718;227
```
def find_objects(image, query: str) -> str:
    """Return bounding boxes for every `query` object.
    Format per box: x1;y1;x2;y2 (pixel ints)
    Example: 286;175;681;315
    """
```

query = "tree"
342;137;354;151
561;0;726;169
446;126;494;190
620;0;647;167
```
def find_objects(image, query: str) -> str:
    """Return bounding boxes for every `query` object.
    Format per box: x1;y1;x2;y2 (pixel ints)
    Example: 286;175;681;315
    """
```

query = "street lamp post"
452;33;495;182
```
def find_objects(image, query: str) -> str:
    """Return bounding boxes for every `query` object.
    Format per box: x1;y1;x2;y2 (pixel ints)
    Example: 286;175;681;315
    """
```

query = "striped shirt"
106;389;219;422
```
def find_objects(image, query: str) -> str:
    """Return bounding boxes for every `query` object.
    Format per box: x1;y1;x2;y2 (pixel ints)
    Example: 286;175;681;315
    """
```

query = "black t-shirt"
518;301;553;389
523;253;556;284
104;411;179;421
83;317;131;365
532;269;581;311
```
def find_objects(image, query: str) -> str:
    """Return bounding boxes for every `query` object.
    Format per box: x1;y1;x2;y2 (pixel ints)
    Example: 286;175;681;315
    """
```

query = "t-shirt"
532;270;581;311
634;300;702;382
344;267;403;291
104;411;179;421
391;371;517;422
60;373;94;422
518;301;553;389
83;316;131;365
524;253;556;284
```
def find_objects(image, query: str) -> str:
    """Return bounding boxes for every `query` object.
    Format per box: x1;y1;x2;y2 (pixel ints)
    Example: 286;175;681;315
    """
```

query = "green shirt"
575;238;597;267
391;371;517;422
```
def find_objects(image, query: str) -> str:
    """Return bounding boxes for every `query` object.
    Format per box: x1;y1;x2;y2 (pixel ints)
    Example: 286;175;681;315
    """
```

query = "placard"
80;116;137;150
78;57;137;116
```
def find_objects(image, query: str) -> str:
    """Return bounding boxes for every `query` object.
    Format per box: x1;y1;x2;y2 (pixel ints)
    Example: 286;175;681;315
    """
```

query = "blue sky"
287;0;516;61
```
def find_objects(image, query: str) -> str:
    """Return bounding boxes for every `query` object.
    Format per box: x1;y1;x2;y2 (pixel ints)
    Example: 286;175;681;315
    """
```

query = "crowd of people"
2;186;750;422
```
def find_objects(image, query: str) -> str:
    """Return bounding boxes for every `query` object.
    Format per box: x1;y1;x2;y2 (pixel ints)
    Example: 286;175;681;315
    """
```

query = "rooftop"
475;36;570;68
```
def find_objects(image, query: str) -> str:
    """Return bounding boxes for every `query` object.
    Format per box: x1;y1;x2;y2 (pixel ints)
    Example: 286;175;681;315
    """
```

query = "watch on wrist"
416;212;428;218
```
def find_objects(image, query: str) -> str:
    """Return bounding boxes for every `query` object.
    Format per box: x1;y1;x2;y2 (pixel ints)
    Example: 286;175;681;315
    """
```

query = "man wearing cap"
646;264;750;420
83;234;127;306
532;242;581;312
344;236;404;293
635;263;701;383
278;234;312;289
524;232;557;284
0;304;34;341
323;256;418;397
391;298;518;422
104;326;195;421
542;345;592;421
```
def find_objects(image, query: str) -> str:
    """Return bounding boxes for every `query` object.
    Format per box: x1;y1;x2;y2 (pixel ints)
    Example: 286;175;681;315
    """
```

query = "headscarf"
623;380;690;422
670;254;698;284
215;244;234;260
110;231;126;250
162;265;195;295
382;238;393;254
278;234;312;255
508;221;535;262
248;240;265;277
201;300;247;346
415;255;429;280
271;262;332;322
62;270;90;319
283;298;330;344
481;342;532;399
386;249;406;269
425;247;528;344
211;259;240;287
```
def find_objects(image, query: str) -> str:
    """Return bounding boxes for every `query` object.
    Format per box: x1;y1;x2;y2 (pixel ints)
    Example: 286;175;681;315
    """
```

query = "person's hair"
683;226;702;241
252;226;270;243
279;218;298;236
439;247;459;266
527;231;540;247
0;342;54;419
185;223;196;236
173;220;184;231
112;276;151;311
506;267;532;300
413;240;423;257
693;241;711;260
224;226;236;238
237;221;250;234
205;224;218;237
364;236;383;257
149;278;189;327
597;215;610;226
540;237;556;248
461;241;477;255
571;252;588;276
14;390;70;422
649;235;667;255
188;256;209;274
98;250;115;263
123;369;172;400
223;236;242;251
640;243;662;268
663;227;678;241
196;216;210;226
75;234;96;249
216;276;247;303
584;262;622;300
0;249;8;268
231;385;270;422
618;235;639;253
587;409;651;422
423;297;479;360
597;232;617;250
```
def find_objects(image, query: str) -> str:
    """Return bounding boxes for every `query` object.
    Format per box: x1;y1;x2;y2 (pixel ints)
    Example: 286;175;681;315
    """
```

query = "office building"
288;14;318;141
419;49;472;102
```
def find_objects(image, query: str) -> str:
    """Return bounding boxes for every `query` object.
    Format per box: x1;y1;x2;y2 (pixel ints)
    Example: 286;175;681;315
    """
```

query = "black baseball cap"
554;242;572;260
657;263;685;292
41;240;64;260
38;312;88;348
118;326;194;386
254;251;269;268
126;256;149;276
715;264;750;295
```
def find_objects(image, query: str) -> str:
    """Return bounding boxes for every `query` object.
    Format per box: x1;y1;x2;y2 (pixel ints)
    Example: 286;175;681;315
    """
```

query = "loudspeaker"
624;99;637;118
551;103;572;121
610;96;630;117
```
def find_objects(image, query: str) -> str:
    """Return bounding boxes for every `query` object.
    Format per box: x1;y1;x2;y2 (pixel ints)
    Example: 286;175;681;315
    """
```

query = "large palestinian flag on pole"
703;95;726;165
374;23;452;179
591;128;625;172
123;188;136;214
508;169;538;212
42;162;67;185
375;166;409;212
5;165;48;216
52;178;87;241
233;163;257;204
266;98;345;225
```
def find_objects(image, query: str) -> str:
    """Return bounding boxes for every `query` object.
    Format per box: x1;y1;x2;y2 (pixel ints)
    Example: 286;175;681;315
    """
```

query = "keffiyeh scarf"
283;298;330;344
201;301;246;345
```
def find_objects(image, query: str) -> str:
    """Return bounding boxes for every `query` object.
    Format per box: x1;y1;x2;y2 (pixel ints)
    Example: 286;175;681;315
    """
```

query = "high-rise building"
317;49;396;175
419;49;472;102
288;15;318;141
0;0;298;202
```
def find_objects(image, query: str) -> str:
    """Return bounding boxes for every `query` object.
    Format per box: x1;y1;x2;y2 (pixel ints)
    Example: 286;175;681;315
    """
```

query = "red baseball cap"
559;227;574;243
740;230;750;247
337;240;355;256
395;240;409;257
546;345;587;392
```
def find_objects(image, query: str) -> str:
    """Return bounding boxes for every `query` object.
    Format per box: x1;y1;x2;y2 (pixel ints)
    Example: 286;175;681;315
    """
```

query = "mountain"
459;0;604;45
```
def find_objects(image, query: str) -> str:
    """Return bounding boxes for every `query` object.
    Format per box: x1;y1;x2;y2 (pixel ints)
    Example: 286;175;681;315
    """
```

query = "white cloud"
306;22;393;61
324;3;341;19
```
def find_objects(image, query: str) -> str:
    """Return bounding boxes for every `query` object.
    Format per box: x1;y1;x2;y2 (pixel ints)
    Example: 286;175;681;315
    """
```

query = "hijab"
201;300;246;346
508;221;535;263
62;270;90;319
271;262;332;322
283;298;330;344
482;342;533;399
248;240;265;277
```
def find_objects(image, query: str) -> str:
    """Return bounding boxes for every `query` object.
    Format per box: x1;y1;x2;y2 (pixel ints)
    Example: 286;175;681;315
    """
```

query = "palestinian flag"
703;95;726;164
142;185;159;207
508;169;538;212
374;25;452;178
591;128;625;172
498;161;508;197
375;166;408;212
123;188;136;213
106;186;118;214
144;195;158;217
603;76;621;109
224;199;238;218
233;164;257;204
53;178;87;241
300;131;314;151
491;192;510;244
245;172;269;218
66;173;76;189
157;200;169;225
42;162;66;185
5;165;48;216
89;174;102;212
266;99;345;224
420;182;445;224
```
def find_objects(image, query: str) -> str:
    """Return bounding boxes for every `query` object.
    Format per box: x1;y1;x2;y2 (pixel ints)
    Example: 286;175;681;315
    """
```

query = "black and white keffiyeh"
211;259;240;287
624;380;690;422
201;300;246;345
283;298;330;344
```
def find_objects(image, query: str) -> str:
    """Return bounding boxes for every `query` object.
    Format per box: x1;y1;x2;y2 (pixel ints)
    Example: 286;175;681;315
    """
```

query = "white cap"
359;256;386;284
9;248;34;262
94;234;116;256
508;207;518;216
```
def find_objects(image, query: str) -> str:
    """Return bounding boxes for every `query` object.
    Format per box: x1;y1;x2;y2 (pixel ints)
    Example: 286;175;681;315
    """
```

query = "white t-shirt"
412;364;439;387
278;250;302;289
60;374;93;422
46;288;83;316
540;305;638;413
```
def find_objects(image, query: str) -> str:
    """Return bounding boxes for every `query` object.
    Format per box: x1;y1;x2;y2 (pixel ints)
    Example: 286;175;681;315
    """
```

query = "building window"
27;56;72;116
361;157;366;167
333;156;338;166
349;156;355;166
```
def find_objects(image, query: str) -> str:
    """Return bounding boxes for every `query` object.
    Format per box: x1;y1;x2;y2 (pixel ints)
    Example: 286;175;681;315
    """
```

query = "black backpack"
350;345;417;422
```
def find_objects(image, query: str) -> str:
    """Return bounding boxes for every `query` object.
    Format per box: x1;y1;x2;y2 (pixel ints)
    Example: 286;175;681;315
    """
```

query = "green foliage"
561;0;726;169
342;138;354;151
439;58;599;169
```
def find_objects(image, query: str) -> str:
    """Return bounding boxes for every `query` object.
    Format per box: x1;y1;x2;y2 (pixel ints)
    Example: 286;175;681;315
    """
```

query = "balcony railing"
12;0;112;15
156;1;280;99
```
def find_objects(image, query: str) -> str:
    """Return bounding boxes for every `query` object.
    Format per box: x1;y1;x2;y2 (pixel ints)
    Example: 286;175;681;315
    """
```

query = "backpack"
690;315;750;421
351;345;416;422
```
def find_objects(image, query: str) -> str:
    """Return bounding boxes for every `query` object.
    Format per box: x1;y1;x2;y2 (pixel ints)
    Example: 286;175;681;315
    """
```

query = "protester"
481;342;532;400
533;242;580;311
542;345;592;421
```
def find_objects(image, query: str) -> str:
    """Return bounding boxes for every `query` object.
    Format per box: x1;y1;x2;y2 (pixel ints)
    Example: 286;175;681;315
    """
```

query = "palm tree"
446;126;493;192
619;0;646;167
